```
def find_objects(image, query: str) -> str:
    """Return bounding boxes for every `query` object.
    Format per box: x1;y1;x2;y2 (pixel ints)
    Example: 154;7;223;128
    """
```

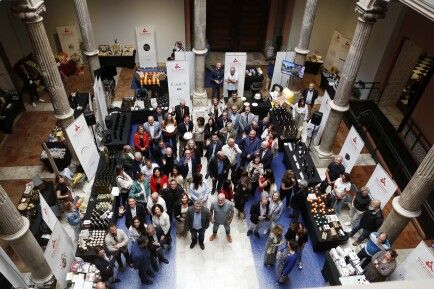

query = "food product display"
67;258;101;289
330;246;368;283
93;157;117;194
17;187;40;219
78;229;106;253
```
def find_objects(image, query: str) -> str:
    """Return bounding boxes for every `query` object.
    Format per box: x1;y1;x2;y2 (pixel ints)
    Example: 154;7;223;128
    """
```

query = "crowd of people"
54;78;399;287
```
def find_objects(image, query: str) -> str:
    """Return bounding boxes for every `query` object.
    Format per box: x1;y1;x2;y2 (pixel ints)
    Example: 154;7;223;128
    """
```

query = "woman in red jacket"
133;125;150;158
150;167;168;193
219;179;234;202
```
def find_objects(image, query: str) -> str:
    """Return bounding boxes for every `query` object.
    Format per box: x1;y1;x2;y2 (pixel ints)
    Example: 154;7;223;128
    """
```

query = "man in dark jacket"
93;246;120;285
177;114;194;149
174;100;190;124
146;224;169;271
247;194;269;238
349;199;383;245
130;236;155;285
208;151;230;194
185;199;211;250
258;140;273;170
124;197;147;228
302;82;318;119
160;179;185;220
205;133;223;161
289;180;309;221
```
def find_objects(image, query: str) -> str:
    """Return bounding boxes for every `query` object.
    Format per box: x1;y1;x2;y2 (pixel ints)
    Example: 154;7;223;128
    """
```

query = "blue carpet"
129;123;138;146
245;152;326;288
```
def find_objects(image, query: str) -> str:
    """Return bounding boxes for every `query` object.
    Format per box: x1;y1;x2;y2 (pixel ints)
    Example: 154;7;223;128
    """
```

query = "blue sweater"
282;252;298;276
364;232;391;256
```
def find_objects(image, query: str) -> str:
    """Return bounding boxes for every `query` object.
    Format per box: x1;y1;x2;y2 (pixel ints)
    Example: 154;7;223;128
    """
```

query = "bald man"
322;155;345;191
225;67;239;102
349;199;384;245
211;62;224;99
302;82;318;119
259;140;273;170
209;193;235;243
95;282;107;289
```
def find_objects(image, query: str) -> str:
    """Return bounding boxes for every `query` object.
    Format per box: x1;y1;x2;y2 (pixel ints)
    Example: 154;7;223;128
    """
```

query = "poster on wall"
314;91;332;145
223;52;247;98
324;30;351;73
390;241;434;280
339;126;365;173
166;60;191;107
65;114;100;180
39;193;57;231
365;163;398;209
44;222;75;289
175;51;195;95
270;51;296;90
56;26;82;62
135;25;157;68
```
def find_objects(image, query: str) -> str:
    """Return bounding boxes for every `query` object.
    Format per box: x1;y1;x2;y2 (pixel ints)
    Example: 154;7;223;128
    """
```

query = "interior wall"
410;75;434;144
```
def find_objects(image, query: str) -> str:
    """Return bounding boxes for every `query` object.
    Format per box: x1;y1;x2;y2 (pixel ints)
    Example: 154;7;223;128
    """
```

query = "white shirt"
292;103;309;121
141;163;158;180
186;158;193;179
333;177;351;198
222;144;241;165
149;124;155;138
226;72;239;91
146;196;167;213
116;172;133;190
152;212;171;234
306;90;314;104
130;206;137;218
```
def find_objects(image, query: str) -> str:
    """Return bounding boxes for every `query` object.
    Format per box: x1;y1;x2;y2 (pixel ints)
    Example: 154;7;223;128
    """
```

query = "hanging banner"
44;222;75;289
223;52;247;98
175;51;195;95
65;114;100;180
270;51;296;90
324;30;351;73
0;247;28;289
365;164;397;209
94;76;108;129
314;91;332;145
339;126;365;173
40;193;57;231
135;25;157;68
390;241;434;280
56;26;82;62
166;60;191;107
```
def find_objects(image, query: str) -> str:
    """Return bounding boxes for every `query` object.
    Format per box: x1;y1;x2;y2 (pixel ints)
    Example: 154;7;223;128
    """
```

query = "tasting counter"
105;112;132;151
99;50;136;68
283;142;322;186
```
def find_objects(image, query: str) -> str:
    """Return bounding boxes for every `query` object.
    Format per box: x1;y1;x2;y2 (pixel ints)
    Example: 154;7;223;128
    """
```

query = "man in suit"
179;149;197;191
247;193;269;238
210;62;224;99
238;129;261;166
205;133;223;162
186;199;210;250
143;115;162;159
124;197;147;228
146;224;169;271
208;151;230;194
219;121;238;143
130;236;154;285
174;100;190;123
244;120;263;136
239;105;258;133
160;179;185;220
120;145;134;176
153;106;166;124
259;140;273;170
177;114;194;150
94;246;120;286
216;110;229;130
302;83;319;119
130;152;143;180
227;105;241;133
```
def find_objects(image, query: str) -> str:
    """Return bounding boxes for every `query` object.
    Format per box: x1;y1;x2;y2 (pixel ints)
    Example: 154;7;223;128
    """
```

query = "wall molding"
400;0;434;21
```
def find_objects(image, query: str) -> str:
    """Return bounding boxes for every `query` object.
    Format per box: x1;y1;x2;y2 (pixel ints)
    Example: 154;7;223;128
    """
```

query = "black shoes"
141;278;153;285
199;243;205;250
118;266;125;272
190;242;196;249
151;262;159;272
113;278;121;283
147;271;156;278
254;232;260;238
160;258;169;264
247;230;253;236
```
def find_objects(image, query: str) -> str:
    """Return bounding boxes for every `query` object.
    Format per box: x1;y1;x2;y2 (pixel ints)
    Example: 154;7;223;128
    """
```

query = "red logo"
233;58;239;63
426;260;433;272
51;239;57;249
352;137;357;144
142;27;149;33
74;124;81;132
175;63;181;69
379;177;386;187
43;208;48;216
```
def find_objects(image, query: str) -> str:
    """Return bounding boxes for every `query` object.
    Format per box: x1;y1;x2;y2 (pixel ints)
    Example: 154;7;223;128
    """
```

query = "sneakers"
209;234;217;241
344;222;351;226
226;235;232;243
247;230;253;236
298;262;303;270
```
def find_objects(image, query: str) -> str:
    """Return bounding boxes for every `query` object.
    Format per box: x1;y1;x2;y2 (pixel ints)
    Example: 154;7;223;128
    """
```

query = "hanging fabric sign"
339;126;365;173
166;60;191;107
365;163;397;209
175;51;195;94
390;241;434;280
223;52;247;98
56;26;82;62
135;25;157;68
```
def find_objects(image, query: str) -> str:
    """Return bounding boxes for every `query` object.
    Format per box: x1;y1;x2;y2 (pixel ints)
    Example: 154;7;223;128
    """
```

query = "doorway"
206;0;270;51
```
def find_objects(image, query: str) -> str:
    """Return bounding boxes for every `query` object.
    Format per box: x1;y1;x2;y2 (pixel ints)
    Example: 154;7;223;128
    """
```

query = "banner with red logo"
40;193;58;231
223;52;247;98
56;26;82;62
390;241;434;281
166;60;191;107
44;222;75;289
339;126;365;173
175;51;195;95
366;163;397;209
65;114;100;179
135;25;157;67
270;51;296;90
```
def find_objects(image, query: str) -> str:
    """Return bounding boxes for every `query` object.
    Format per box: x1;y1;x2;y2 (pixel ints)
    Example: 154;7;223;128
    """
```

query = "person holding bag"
276;240;298;284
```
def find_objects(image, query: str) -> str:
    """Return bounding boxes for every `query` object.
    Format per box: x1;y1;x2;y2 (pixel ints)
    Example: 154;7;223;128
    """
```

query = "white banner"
135;25;157;68
270;51;296;90
166;60;191;107
366;164;397;209
324;30;351;73
339;126;365;173
223;52;247;98
314;91;332;145
0;247;28;289
39;193;57;231
56;26;82;62
94;76;108;130
390;241;434;280
65;114;100;180
44;222;75;289
175;51;195;95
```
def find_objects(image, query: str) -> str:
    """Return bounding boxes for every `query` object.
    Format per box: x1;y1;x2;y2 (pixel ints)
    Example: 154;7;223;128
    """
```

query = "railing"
402;118;431;163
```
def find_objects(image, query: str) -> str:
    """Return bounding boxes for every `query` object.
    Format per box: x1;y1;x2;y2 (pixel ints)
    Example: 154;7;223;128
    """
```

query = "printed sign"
270;51;296;90
166;60;191;107
390;241;434;280
365;164;397;209
39;193;57;230
56;26;82;62
223;52;247;98
339;126;365;173
135;25;157;68
175;51;195;95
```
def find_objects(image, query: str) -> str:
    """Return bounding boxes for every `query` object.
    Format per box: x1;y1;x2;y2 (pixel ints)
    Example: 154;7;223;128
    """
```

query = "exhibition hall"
0;0;433;289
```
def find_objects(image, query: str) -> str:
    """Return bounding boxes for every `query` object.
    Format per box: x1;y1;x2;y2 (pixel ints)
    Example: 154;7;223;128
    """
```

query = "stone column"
0;185;53;285
73;0;100;79
192;0;208;106
379;146;434;242
12;0;79;165
294;0;318;65
316;0;387;158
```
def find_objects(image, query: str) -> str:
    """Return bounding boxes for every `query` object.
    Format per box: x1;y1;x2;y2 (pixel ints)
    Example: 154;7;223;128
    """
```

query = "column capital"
356;0;388;23
392;196;421;218
11;0;46;23
83;49;99;57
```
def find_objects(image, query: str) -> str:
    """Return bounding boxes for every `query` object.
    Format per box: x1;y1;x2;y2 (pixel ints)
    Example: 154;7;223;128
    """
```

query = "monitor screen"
281;60;305;78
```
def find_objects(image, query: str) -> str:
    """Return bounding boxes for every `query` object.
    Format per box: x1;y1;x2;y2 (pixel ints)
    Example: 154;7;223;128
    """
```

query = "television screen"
281;60;305;78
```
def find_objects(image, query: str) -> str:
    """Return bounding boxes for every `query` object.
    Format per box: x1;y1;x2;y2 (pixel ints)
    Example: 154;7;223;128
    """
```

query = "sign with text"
339;126;365;173
270;51;296;90
175;51;195;95
65;114;100;180
56;26;82;63
166;60;191;107
314;91;332;145
44;222;75;289
390;241;434;280
366;164;397;209
223;52;247;98
39;193;57;231
135;25;157;68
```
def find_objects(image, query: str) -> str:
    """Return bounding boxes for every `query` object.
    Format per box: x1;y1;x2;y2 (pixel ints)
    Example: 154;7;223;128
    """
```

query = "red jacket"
150;175;169;193
134;132;150;152
219;187;234;201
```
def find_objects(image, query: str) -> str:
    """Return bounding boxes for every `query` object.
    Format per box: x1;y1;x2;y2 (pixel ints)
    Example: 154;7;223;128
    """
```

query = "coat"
130;242;151;273
359;209;384;232
205;140;223;160
249;201;270;224
239;112;258;132
174;200;194;222
133;132;150;152
185;206;211;230
364;251;397;282
149;174;169;193
302;88;319;105
239;137;261;160
175;105;190;123
177;121;194;138
179;156;198;178
125;203;147;228
208;155;230;178
259;148;273;170
143;121;162;140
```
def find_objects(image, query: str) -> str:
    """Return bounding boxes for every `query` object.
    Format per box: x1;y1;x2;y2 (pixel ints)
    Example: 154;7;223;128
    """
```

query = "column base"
32;273;55;286
392;196;421;218
294;47;309;55
192;90;208;107
314;145;334;160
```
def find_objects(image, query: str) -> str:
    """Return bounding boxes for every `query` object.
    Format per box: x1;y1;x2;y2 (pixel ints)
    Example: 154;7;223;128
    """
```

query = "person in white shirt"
151;204;172;249
116;165;133;209
292;98;309;139
147;192;167;214
225;67;239;100
332;172;352;215
141;158;158;180
105;223;131;271
222;138;242;177
190;173;210;203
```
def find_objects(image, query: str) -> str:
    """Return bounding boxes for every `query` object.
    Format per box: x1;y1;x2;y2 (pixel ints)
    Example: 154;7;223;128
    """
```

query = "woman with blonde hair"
162;112;177;155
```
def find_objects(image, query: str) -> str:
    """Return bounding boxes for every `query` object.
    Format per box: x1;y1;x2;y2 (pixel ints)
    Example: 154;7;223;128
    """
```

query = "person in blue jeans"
349;199;383;246
276;240;298;284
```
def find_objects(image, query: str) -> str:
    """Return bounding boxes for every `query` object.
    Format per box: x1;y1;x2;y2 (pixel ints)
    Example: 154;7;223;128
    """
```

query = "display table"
320;71;338;99
322;250;342;285
244;67;264;91
105;112;132;151
0;91;25;134
99;50;136;68
40;141;72;172
304;61;323;75
283;142;322;186
67;259;101;289
302;188;348;252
